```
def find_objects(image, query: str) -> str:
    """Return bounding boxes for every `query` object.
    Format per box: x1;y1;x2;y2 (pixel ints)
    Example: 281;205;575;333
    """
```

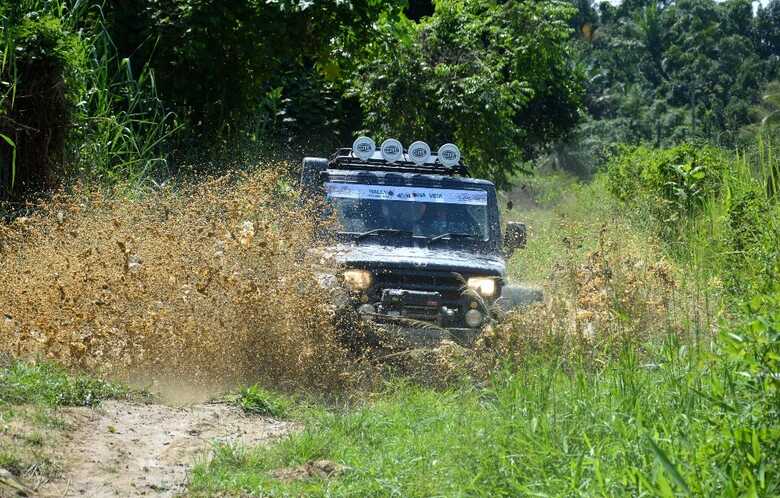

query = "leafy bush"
607;143;728;225
606;141;780;295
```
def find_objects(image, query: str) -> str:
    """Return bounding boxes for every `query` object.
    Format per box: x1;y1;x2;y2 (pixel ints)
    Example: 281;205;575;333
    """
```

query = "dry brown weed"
468;222;690;373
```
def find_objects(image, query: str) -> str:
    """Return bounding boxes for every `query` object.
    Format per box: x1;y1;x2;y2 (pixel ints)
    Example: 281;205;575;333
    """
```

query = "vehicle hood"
320;243;506;276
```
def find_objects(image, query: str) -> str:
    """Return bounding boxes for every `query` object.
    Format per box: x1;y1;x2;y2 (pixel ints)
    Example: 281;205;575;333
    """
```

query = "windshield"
325;182;489;240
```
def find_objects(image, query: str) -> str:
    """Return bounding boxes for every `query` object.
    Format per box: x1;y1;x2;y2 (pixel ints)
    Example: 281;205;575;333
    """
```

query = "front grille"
367;268;471;326
372;269;465;297
401;305;441;321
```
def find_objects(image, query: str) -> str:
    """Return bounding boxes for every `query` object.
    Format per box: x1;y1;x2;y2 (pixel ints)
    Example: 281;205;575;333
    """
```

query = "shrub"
607;143;728;228
0;11;82;195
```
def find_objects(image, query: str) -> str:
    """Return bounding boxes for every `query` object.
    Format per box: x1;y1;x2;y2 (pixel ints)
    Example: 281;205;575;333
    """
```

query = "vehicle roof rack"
328;148;469;177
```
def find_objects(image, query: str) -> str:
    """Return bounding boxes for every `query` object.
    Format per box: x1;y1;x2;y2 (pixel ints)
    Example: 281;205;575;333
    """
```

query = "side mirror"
504;221;527;255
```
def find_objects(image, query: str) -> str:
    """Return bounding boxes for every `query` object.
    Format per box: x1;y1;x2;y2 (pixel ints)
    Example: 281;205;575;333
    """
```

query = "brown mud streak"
38;400;293;497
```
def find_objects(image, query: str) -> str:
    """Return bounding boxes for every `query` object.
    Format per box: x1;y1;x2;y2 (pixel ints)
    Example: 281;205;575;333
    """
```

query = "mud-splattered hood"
320;242;506;276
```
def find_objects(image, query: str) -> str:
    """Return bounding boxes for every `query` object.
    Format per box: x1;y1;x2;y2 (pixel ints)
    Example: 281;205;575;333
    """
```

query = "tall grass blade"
647;436;690;494
0;132;16;189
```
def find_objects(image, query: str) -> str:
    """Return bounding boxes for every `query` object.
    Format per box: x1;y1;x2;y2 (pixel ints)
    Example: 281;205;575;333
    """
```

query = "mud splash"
0;167;354;390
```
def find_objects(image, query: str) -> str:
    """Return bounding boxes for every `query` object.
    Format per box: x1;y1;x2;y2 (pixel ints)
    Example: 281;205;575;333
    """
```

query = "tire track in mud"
39;400;293;497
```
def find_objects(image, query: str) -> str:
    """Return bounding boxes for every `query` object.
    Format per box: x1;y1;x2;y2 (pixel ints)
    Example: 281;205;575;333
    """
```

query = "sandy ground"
37;399;293;497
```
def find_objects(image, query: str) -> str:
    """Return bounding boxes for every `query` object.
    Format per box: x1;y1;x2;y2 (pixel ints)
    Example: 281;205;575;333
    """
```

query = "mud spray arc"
0;168;355;392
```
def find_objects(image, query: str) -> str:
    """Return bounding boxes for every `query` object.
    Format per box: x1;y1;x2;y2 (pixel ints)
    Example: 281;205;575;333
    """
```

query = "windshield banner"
325;183;488;206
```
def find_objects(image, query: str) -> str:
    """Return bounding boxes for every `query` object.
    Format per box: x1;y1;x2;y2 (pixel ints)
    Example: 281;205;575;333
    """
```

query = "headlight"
467;277;497;297
343;269;373;290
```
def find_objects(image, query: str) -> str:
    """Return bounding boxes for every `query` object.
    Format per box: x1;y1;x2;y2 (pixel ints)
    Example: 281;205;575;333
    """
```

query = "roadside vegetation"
1;0;779;496
0;360;126;492
190;143;779;496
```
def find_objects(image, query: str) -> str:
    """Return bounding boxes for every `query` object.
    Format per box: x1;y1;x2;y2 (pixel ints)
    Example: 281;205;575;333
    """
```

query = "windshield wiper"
427;232;479;244
344;228;415;241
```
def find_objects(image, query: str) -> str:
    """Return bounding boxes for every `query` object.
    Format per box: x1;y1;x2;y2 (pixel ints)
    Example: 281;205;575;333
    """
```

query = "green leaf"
0;132;16;190
647;436;690;494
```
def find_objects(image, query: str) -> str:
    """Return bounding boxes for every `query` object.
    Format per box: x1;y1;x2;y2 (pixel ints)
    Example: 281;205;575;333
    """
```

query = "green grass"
0;449;23;474
0;361;126;407
189;340;777;497
0;360;128;482
503;174;652;285
235;384;292;418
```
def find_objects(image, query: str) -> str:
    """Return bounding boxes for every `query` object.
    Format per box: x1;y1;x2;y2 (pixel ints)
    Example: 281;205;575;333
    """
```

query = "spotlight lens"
437;143;461;167
352;136;376;161
381;138;403;163
408;141;431;165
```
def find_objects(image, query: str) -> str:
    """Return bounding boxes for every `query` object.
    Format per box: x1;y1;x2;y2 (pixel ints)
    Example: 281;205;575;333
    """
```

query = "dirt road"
38;399;293;497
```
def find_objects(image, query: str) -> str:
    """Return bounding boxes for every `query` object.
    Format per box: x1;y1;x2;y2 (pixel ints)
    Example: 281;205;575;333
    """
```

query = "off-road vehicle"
301;137;540;345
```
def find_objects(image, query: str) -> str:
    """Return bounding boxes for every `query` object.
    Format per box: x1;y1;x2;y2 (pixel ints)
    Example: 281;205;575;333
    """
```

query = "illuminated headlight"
467;277;497;297
343;269;373;291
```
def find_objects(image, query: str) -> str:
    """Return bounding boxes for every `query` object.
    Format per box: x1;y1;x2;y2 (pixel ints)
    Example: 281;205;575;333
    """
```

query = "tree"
104;0;405;145
756;0;780;58
351;0;584;188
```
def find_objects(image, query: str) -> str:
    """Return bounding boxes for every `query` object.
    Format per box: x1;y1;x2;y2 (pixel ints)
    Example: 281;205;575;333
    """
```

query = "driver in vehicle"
375;200;482;239
379;201;427;233
416;203;448;234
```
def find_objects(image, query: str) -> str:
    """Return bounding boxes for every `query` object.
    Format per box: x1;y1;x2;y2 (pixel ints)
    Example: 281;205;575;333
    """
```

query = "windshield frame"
319;170;502;253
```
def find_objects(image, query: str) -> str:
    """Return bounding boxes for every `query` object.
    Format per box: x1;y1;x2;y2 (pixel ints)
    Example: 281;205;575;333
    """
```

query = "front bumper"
375;324;481;346
349;306;486;346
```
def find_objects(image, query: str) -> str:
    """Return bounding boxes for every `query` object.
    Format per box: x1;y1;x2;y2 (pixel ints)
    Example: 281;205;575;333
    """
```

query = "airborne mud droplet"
0;168;357;391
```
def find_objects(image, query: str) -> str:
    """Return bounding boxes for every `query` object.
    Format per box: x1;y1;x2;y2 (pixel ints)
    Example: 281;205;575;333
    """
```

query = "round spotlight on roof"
380;138;403;163
437;143;461;167
352;136;376;161
408;141;431;165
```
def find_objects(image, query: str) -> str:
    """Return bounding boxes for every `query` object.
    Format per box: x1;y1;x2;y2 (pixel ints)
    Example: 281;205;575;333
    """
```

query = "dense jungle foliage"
3;0;777;196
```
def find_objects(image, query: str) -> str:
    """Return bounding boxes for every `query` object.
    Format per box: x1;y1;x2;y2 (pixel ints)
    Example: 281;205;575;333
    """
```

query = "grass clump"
237;385;291;418
0;450;23;475
0;361;125;407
